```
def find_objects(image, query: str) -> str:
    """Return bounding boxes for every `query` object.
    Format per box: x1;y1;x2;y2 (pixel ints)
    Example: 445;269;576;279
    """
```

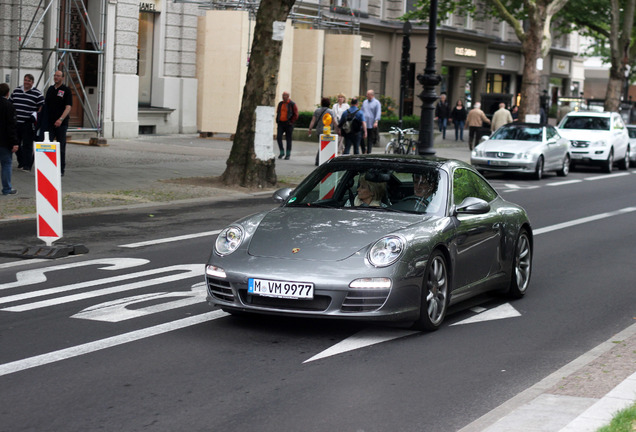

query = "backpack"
341;108;359;134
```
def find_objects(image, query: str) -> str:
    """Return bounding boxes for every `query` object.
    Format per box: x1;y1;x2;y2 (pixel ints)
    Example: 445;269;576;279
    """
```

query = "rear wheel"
557;154;570;177
413;251;449;331
508;229;532;299
603;149;614;173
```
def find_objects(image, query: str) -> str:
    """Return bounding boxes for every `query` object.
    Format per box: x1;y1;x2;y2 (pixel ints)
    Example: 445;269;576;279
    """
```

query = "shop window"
486;73;510;94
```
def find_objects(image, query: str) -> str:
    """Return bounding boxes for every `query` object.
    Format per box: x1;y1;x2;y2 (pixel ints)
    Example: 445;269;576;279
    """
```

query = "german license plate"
248;278;314;299
571;152;585;159
487;159;508;166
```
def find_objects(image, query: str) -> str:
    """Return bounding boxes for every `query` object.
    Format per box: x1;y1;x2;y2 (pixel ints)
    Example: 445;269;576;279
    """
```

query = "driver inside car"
392;172;438;212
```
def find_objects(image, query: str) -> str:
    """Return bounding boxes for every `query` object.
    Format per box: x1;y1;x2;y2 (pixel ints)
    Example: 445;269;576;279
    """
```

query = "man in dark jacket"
434;92;450;140
0;83;19;195
276;91;299;160
338;98;367;155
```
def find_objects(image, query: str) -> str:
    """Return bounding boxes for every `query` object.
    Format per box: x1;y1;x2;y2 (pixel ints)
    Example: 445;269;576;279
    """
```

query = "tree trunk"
517;21;543;121
605;67;625;112
221;0;296;188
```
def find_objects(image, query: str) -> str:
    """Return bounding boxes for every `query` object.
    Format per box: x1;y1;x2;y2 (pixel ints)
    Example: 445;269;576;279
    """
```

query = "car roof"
563;111;615;118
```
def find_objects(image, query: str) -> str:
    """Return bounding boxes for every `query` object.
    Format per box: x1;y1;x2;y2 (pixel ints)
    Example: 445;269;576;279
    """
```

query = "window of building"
380;61;388;96
138;12;155;106
486;73;510;94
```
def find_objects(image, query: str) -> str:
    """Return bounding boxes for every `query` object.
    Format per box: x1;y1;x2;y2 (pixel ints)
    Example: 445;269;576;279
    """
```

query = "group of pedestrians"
1;70;73;196
275;89;383;160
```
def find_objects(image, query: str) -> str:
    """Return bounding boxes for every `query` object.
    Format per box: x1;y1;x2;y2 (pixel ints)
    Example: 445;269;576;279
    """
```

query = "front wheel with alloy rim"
413;251;449;331
533;156;544;180
618;146;631;170
508;229;532;298
557;154;570;176
603;149;614;173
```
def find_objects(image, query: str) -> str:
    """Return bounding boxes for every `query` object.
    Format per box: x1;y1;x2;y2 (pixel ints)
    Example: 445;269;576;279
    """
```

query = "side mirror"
455;197;490;215
479;135;490;144
272;188;293;203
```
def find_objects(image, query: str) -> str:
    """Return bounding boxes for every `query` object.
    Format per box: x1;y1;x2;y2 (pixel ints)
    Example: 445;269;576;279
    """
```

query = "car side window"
453;168;497;205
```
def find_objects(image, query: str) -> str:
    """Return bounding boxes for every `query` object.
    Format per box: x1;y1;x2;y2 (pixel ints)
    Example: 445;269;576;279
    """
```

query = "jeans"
343;132;361;154
0;146;13;194
438;118;448;138
276;121;294;155
49;123;68;174
454;120;465;141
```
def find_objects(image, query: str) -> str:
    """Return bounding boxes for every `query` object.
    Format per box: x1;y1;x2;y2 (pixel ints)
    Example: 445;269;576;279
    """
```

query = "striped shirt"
10;86;44;124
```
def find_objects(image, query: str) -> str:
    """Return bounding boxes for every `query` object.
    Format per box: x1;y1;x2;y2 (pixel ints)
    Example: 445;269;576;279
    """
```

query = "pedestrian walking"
435;93;450;139
11;73;44;172
466;102;490;150
308;97;334;165
0;83;19;195
332;93;349;155
450;99;467;141
491;102;513;132
338;98;367;155
275;91;299;160
361;89;381;154
45;70;72;176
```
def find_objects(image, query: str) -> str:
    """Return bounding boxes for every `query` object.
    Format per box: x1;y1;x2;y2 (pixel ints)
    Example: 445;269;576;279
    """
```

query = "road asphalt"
1;132;635;431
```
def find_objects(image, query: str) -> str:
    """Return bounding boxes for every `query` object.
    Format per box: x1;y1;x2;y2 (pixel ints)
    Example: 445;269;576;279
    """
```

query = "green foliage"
378;94;397;118
378;115;421;132
548;104;558;119
296;112;313;128
596;401;636;432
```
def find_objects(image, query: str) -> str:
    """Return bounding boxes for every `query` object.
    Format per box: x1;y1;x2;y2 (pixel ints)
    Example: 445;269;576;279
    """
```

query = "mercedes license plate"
248;278;314;299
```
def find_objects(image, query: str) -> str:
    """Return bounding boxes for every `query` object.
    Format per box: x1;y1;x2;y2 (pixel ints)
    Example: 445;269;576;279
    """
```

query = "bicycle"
384;126;418;155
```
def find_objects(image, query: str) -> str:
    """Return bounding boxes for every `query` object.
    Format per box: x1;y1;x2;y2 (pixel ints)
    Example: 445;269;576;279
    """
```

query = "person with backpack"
338;98;367;155
308;97;335;165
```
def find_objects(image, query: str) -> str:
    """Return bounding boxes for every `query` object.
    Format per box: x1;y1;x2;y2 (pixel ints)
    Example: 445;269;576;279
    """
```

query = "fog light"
350;278;391;289
206;265;226;278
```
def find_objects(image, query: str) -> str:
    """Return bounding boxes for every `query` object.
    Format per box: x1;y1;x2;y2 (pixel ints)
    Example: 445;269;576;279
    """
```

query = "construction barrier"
34;133;63;246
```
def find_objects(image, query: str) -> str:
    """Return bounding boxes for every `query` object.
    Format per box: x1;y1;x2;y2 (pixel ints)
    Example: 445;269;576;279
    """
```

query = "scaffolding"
17;0;106;137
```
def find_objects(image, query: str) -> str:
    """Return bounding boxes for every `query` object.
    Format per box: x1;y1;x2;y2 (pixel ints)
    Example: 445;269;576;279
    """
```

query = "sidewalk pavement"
1;132;635;431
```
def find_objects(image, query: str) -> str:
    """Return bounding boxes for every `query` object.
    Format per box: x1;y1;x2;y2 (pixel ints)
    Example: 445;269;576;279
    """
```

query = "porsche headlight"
368;236;405;267
215;226;244;256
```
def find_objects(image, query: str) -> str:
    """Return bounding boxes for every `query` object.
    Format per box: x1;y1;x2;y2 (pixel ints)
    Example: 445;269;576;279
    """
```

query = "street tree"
559;0;636;111
221;0;296;188
405;0;570;120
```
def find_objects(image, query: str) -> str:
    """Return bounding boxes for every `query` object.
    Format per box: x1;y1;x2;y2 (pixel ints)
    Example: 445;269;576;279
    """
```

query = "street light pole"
416;0;441;155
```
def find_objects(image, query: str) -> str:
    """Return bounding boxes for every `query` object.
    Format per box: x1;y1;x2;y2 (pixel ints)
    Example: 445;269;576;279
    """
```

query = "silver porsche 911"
205;155;532;331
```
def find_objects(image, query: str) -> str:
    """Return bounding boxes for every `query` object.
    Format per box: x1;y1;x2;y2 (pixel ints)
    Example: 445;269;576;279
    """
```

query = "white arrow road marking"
1;264;203;312
119;230;221;248
451;303;521;326
304;328;419;363
0;259;48;270
0;258;149;290
71;282;207;322
0;310;228;377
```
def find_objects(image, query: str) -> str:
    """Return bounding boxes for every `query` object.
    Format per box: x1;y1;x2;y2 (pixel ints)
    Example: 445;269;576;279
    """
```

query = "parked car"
471;123;571;180
557;111;630;172
206;155;533;331
625;125;636;165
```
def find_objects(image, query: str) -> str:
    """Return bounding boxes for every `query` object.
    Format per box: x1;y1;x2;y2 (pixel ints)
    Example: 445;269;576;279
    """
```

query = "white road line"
546;179;582;186
534;206;636;235
0;310;228;377
584;172;631;181
119;230;221;248
0;259;48;270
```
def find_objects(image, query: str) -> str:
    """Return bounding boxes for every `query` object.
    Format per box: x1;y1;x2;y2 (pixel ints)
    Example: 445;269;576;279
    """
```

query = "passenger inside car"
354;173;387;207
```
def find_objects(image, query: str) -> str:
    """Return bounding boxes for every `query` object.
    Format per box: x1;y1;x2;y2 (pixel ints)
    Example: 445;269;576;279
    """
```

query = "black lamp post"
416;0;441;155
399;21;412;129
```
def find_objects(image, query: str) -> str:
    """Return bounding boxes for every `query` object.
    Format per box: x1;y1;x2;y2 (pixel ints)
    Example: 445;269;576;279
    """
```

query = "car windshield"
490;126;543;141
561;116;610;130
284;159;449;216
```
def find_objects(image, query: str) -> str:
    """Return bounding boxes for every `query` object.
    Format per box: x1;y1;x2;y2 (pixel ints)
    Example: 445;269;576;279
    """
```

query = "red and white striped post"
34;132;63;246
318;114;338;199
